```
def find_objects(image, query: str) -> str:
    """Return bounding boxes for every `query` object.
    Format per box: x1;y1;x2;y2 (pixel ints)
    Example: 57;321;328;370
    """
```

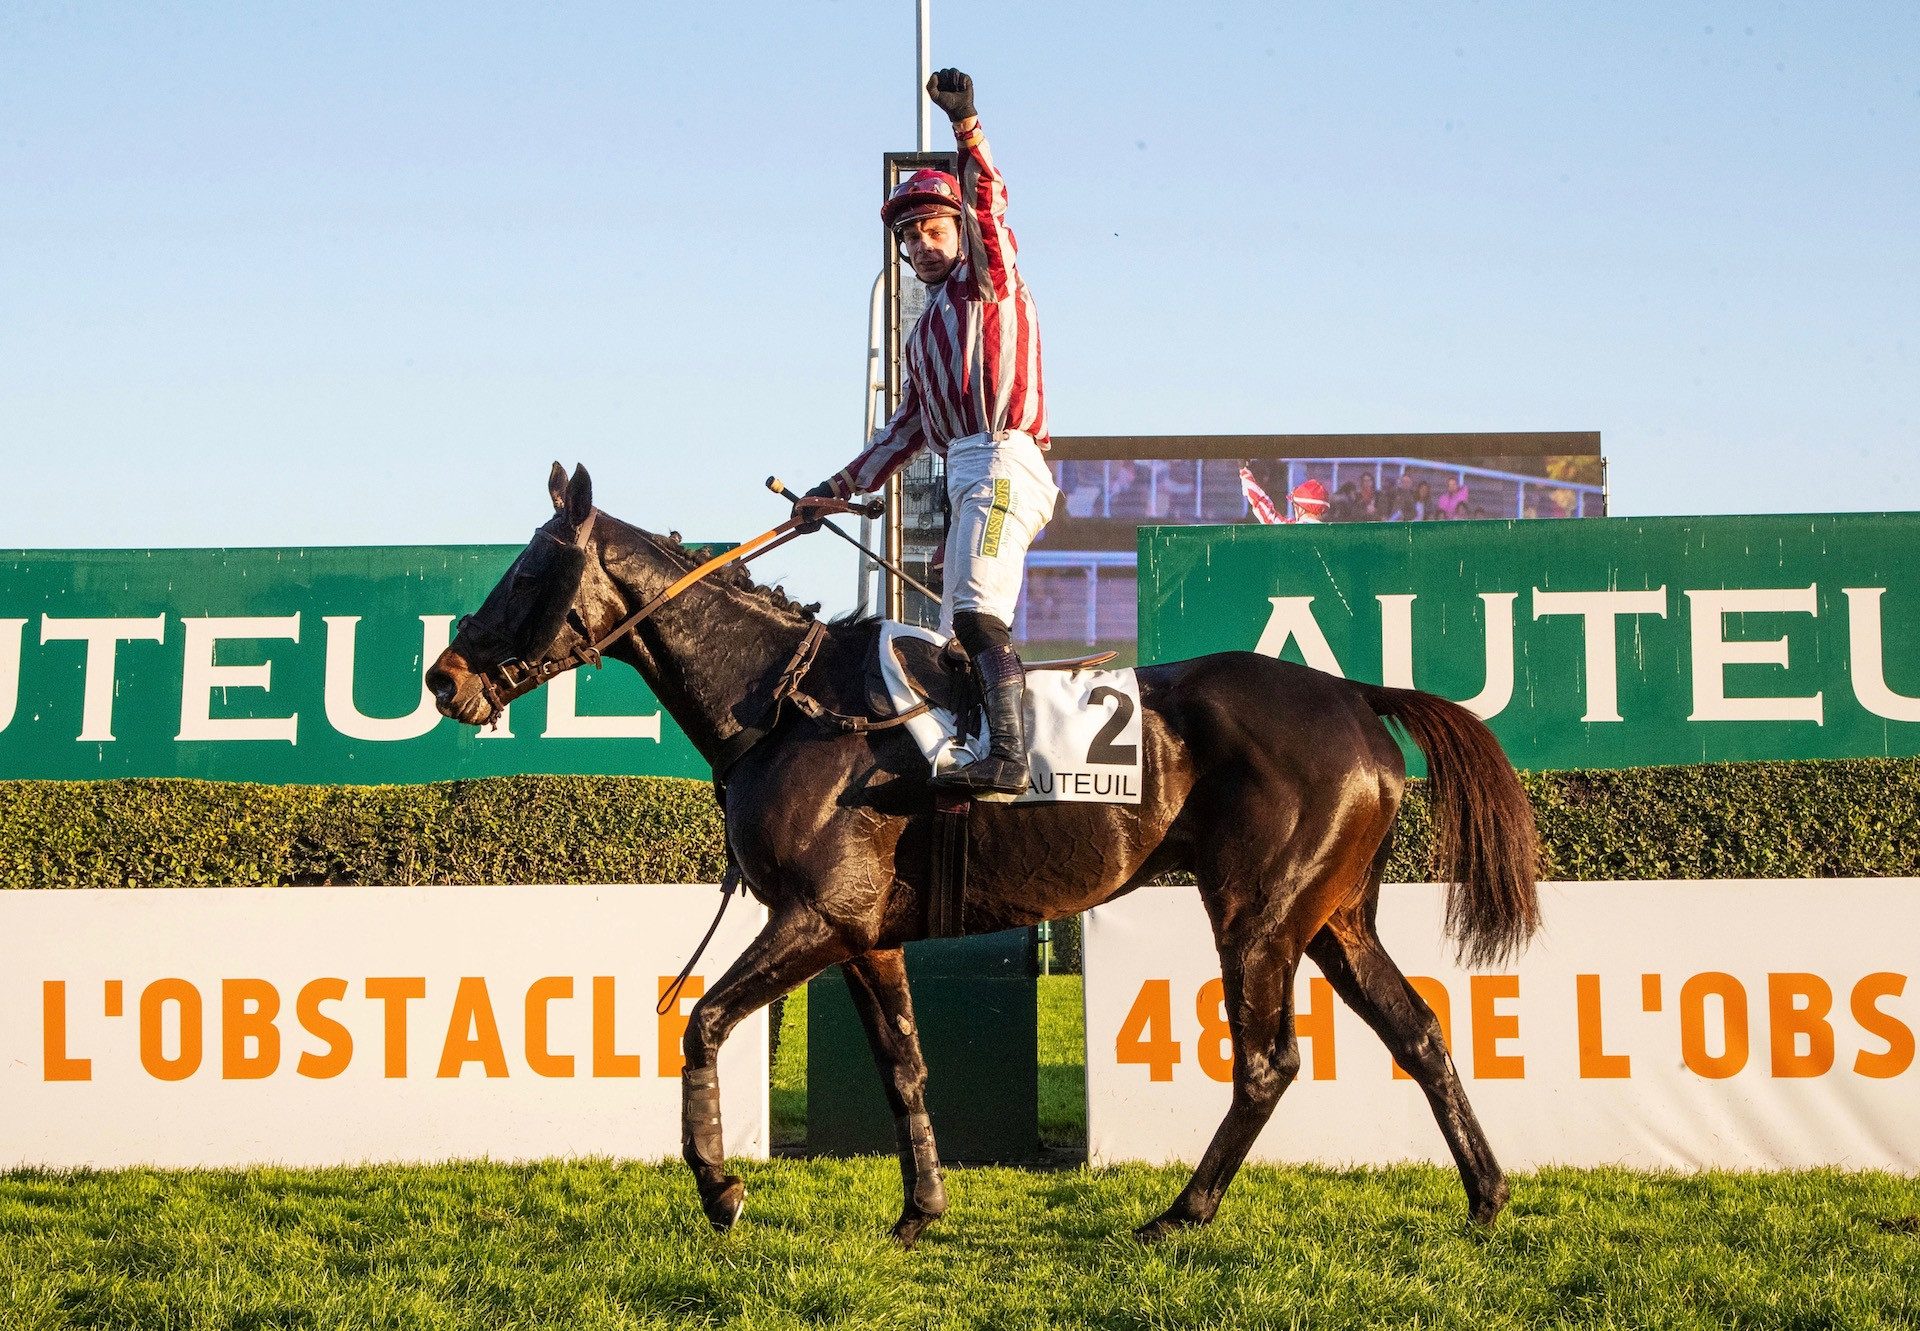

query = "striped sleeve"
954;116;1018;304
831;376;928;496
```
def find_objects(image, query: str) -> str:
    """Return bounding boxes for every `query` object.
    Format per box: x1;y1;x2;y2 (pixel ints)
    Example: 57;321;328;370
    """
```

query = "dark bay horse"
427;465;1541;1246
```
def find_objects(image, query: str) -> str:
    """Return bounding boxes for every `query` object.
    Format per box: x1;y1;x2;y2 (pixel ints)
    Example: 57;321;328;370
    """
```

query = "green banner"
1138;513;1920;770
0;547;708;783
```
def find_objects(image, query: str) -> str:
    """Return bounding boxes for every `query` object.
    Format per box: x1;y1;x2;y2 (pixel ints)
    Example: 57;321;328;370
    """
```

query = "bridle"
459;513;810;721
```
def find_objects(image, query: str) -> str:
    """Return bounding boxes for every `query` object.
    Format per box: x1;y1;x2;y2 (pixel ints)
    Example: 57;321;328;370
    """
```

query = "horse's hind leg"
840;949;947;1248
1136;924;1302;1242
1307;893;1511;1226
681;906;847;1232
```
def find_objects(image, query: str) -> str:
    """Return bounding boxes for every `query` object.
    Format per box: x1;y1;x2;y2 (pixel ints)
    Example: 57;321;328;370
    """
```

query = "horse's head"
427;462;616;727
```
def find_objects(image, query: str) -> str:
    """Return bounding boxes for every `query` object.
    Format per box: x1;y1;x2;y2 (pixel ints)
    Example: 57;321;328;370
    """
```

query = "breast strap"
711;621;934;781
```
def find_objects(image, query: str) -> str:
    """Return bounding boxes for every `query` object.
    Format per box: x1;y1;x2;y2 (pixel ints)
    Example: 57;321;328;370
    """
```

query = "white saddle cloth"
876;622;1144;805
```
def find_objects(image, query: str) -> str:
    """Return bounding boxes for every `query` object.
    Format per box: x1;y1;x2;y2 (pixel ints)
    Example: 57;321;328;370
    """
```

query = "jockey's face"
898;214;961;285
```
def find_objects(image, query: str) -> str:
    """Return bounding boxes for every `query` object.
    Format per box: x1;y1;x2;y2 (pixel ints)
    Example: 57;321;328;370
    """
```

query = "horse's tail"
1352;681;1541;967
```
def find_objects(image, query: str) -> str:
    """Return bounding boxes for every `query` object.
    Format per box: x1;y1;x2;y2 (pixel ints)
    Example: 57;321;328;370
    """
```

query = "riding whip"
765;476;942;605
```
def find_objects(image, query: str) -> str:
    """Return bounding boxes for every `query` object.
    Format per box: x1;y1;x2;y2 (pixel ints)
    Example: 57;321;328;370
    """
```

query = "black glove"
794;480;839;532
926;68;975;122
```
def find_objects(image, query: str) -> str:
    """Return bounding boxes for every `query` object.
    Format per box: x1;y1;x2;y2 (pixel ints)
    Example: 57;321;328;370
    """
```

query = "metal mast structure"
856;1;949;625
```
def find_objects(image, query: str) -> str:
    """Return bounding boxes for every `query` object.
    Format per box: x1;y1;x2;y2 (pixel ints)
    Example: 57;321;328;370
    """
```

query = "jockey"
798;68;1054;801
1287;479;1330;524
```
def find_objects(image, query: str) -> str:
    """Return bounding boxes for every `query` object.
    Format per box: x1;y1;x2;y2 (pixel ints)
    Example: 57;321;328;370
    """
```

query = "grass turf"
3;1159;1917;1329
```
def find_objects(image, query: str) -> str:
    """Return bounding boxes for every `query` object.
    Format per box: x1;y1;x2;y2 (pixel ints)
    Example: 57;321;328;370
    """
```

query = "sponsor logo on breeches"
978;478;1013;558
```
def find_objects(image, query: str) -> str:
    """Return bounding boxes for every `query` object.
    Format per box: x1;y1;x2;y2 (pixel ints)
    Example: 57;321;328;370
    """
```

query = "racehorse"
426;464;1541;1247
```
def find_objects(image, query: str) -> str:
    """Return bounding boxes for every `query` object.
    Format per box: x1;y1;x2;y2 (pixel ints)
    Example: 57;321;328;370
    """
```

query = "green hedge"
0;776;726;890
1;758;1916;891
1386;757;1920;883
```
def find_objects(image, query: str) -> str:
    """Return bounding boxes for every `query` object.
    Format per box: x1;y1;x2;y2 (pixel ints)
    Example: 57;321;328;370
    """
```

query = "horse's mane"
605;515;821;622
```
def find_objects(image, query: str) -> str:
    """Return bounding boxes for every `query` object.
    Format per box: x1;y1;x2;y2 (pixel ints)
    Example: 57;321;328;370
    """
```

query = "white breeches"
937;430;1059;635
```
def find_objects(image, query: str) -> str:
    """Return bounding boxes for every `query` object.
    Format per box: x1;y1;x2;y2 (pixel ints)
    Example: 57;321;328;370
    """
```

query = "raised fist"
926;68;976;123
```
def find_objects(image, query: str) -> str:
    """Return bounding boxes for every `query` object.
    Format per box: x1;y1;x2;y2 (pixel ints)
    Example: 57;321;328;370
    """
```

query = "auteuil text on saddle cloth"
877;623;1143;803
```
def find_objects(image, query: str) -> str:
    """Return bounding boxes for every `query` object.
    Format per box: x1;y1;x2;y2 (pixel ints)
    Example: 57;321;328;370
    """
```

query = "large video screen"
1018;434;1606;662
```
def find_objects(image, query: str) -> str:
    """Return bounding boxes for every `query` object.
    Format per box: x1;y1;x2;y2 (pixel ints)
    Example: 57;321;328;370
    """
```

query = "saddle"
864;631;1118;940
865;634;1118;720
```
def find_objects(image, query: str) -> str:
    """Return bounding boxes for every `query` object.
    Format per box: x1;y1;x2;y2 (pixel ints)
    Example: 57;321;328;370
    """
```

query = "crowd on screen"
1309;471;1479;522
1242;466;1584;525
1048;457;1593;530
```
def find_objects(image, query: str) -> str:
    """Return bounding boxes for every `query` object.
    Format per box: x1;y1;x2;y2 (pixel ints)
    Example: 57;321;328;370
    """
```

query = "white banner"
0;884;768;1169
1085;880;1919;1171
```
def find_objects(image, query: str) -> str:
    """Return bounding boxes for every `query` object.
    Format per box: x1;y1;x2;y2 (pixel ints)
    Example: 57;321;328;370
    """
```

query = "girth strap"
928;792;971;939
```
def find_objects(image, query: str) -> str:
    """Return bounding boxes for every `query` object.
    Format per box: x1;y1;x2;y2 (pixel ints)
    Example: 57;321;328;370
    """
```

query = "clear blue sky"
4;2;1915;613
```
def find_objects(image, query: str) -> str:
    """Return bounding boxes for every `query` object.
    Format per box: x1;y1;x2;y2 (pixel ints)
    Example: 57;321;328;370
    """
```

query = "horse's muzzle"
426;650;497;727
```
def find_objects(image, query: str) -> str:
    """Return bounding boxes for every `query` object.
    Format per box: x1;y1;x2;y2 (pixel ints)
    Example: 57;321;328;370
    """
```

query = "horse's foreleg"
681;906;845;1232
840;948;947;1248
1138;932;1300;1242
1307;916;1510;1226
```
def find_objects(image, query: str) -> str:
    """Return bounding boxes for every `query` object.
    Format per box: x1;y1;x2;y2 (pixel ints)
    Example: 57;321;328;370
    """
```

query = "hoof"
890;1211;937;1249
1133;1210;1204;1245
701;1175;746;1233
1469;1180;1511;1230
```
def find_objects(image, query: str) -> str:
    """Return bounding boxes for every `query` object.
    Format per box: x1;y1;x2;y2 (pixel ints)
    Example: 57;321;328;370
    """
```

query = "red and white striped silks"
831;118;1048;498
1240;467;1283;525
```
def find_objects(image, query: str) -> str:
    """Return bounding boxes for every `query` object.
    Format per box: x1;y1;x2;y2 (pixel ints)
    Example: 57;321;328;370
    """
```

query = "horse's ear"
565;464;594;528
547;461;568;511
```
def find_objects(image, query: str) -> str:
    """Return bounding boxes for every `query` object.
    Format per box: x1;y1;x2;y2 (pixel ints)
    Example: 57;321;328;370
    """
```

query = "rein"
470;516;808;710
594;522;807;663
656;860;740;1017
473;508;933;746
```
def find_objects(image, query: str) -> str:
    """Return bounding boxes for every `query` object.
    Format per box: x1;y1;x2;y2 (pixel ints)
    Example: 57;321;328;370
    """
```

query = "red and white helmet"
1290;478;1329;512
882;169;963;230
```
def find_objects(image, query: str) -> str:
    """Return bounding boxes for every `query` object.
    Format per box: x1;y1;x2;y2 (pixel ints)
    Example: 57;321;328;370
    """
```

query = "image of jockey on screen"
796;68;1054;801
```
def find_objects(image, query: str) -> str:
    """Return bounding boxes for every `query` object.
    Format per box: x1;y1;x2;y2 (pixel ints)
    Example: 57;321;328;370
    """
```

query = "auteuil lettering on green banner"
0;547;706;782
1137;513;1920;770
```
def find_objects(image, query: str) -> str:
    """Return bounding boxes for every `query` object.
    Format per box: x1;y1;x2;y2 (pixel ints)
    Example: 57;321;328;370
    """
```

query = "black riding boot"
931;644;1030;802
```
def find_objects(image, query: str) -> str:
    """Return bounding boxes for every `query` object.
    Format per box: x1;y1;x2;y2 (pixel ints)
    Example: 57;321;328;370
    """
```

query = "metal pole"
878;0;930;624
1084;564;1097;646
853;270;887;618
916;0;931;151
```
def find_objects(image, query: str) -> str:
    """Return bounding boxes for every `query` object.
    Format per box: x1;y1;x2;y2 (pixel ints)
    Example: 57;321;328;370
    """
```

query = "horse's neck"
601;535;811;766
